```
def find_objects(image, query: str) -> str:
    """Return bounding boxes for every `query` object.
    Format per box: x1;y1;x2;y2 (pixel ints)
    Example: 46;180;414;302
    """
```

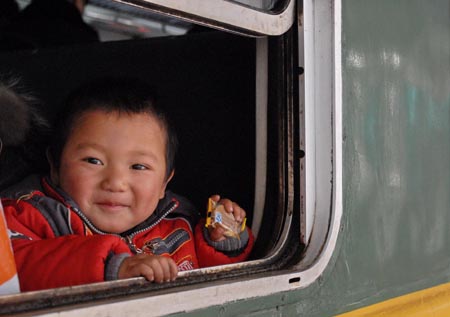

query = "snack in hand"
205;198;246;239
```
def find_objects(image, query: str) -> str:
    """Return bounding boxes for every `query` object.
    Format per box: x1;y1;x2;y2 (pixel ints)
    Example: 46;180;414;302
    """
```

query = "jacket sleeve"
194;219;254;268
3;199;131;292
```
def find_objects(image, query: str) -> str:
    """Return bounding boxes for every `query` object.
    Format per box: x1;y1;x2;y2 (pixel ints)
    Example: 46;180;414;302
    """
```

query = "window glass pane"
84;0;192;40
13;0;293;39
14;0;193;42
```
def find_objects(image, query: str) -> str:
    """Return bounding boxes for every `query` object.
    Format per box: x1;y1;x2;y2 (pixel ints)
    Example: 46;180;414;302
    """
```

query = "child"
1;78;254;292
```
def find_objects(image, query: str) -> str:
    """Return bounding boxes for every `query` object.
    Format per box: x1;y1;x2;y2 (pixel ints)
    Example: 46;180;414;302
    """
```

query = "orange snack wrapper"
205;198;246;239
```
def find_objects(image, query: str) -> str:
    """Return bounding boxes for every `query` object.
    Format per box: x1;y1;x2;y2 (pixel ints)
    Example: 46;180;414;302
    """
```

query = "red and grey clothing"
2;175;253;292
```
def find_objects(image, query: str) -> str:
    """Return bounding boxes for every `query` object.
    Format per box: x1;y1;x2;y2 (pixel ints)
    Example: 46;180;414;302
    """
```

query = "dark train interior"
0;1;257;224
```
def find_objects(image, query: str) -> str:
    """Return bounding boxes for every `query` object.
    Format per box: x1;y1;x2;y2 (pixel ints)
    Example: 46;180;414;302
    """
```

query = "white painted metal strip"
117;0;295;36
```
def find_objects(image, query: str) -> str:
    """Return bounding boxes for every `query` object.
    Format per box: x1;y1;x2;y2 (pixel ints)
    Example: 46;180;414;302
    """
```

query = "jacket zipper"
71;200;179;254
125;201;178;254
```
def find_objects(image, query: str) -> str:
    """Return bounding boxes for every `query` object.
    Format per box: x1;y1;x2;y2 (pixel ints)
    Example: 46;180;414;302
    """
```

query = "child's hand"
208;194;246;242
118;254;178;283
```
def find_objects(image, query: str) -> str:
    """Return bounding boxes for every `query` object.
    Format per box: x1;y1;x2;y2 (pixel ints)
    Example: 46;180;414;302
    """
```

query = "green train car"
0;0;449;316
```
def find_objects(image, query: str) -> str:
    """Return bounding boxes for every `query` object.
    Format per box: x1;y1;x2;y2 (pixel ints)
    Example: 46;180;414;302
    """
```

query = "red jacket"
2;176;254;291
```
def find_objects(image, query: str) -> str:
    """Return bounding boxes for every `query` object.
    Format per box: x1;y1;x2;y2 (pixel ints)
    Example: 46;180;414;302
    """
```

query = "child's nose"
101;167;127;192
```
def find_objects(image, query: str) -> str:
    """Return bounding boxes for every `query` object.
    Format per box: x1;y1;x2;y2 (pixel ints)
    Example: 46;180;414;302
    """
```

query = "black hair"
0;76;50;190
48;77;178;179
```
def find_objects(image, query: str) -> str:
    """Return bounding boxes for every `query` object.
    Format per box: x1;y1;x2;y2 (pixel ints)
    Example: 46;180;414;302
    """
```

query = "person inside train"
1;0;98;50
0;77;50;191
1;77;254;292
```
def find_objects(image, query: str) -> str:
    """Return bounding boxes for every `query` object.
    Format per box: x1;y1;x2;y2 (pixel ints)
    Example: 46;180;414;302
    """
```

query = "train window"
111;0;295;36
13;0;193;41
0;0;343;315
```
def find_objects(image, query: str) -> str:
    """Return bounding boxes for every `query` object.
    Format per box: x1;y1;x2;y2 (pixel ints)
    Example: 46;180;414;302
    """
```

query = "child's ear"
46;148;59;185
159;170;175;198
166;170;175;184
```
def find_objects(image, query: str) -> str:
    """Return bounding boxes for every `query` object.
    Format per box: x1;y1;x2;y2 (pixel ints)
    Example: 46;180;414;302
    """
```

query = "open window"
0;0;343;315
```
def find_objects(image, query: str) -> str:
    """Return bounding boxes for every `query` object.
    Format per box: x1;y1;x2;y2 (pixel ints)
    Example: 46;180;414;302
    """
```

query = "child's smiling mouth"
96;201;129;212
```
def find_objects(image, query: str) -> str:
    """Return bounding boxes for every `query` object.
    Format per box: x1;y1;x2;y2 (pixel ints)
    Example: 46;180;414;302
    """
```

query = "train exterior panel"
171;0;450;315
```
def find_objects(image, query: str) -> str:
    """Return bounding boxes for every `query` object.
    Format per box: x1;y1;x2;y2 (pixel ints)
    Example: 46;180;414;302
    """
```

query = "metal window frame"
112;0;295;36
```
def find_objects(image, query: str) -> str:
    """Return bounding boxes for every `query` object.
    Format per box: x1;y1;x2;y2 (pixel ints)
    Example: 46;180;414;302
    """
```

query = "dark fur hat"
0;78;34;147
0;77;50;190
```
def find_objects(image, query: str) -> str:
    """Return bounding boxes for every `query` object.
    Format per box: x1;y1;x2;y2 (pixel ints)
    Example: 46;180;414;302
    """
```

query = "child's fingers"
210;194;221;202
231;202;246;222
148;256;177;283
208;226;226;242
149;258;165;283
168;258;178;281
157;257;178;282
119;255;155;280
118;255;178;283
138;263;155;282
218;199;245;223
219;198;234;212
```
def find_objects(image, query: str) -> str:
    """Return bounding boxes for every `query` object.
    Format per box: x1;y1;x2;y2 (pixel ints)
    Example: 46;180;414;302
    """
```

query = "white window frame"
116;0;295;36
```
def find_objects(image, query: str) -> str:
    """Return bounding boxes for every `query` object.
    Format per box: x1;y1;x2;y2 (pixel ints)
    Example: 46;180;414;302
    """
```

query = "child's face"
51;110;173;233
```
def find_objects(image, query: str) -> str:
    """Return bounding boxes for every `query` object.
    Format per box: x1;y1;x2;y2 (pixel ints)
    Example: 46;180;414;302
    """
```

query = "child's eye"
131;164;149;171
83;157;103;165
